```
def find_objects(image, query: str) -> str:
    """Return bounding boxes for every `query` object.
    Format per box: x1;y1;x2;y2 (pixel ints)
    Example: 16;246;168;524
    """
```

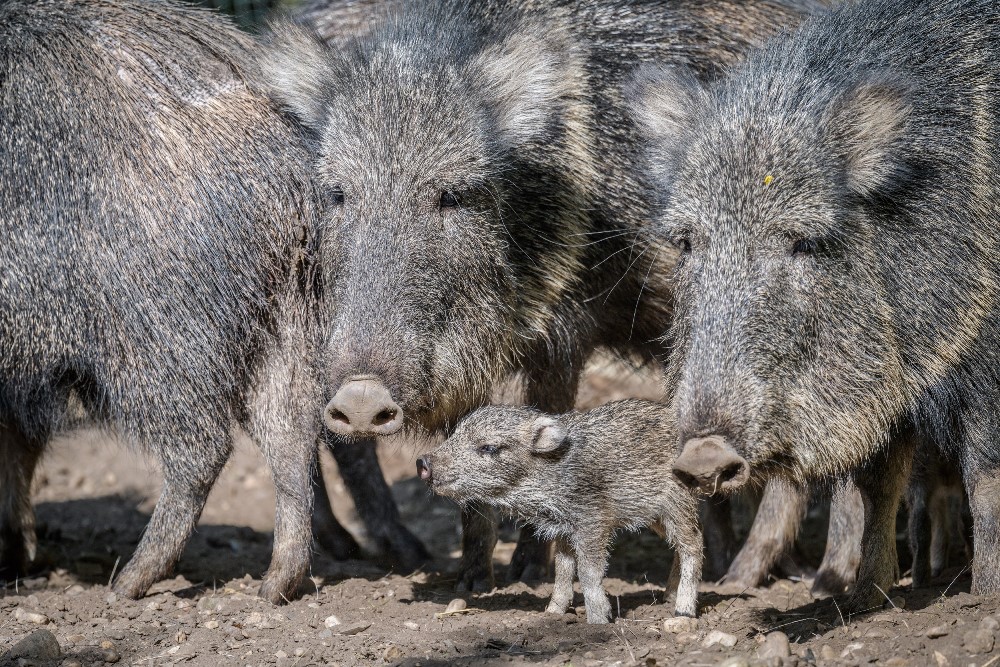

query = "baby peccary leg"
573;532;613;624
845;440;912;612
0;426;44;580
725;478;808;588
113;427;231;599
812;480;864;597
546;537;576;615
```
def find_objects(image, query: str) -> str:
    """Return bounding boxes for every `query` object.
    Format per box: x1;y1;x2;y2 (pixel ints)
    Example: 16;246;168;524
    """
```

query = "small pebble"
717;656;750;667
663;616;698;634
703;630;738;649
758;631;791;660
675;632;699;645
445;599;467;614
203;620;219;630
963;628;995;654
884;658;909;667
933;650;949;667
275;650;288;659
982;617;1000;632
2;629;61;661
324;615;341;629
384;645;403;661
926;625;950;638
403;621;419;631
99;641;114;651
820;645;836;661
338;622;372;636
65;635;86;645
62;660;83;667
104;593;118;605
13;609;49;625
102;648;121;664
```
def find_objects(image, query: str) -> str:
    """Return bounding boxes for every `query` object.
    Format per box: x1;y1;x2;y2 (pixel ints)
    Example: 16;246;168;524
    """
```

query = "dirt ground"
1;358;997;667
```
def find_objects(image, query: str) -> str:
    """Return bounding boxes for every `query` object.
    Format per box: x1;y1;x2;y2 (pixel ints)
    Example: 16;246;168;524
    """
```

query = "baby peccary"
419;401;702;623
0;0;320;602
634;0;1000;610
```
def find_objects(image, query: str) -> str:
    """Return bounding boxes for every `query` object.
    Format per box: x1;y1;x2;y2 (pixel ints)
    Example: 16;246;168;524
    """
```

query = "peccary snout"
416;456;432;482
672;436;749;494
324;377;404;437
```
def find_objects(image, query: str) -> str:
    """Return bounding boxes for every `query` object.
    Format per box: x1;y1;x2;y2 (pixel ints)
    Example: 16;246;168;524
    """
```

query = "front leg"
572;533;612;624
326;435;430;571
812;478;863;597
725;478;808;588
457;502;497;592
545;537;576;614
844;437;913;613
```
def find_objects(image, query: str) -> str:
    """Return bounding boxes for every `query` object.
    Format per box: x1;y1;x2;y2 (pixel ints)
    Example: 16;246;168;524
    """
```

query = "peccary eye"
476;444;500;456
674;237;692;253
439;191;460;209
331;188;345;206
792;238;818;256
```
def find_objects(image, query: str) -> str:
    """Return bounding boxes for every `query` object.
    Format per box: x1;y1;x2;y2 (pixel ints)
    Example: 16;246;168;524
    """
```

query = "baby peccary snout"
424;401;703;624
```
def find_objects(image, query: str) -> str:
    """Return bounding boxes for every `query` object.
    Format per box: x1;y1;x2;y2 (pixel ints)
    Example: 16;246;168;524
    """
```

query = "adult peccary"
0;0;321;603
263;0;822;591
418;401;702;623
633;0;1000;610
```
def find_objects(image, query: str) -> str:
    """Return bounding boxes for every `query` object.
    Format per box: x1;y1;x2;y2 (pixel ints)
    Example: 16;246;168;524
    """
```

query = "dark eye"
476;443;499;456
439;191;460;209
792;238;818;256
674;237;692;253
331;188;345;206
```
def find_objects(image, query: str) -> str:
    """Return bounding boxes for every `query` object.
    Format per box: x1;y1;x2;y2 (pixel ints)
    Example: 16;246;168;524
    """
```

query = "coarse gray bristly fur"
0;0;325;604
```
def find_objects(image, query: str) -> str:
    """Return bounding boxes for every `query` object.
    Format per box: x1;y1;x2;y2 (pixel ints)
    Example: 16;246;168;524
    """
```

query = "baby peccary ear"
626;64;704;177
474;23;579;148
258;22;332;129
826;74;914;199
530;417;569;455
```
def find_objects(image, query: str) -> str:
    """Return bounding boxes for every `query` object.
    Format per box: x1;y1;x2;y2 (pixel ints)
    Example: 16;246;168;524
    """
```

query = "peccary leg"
907;468;933;588
572;533;612;624
457;503;497;592
700;497;735;581
968;468;1000;594
327;436;429;571
545;537;576;614
929;489;950;578
725;477;808;588
673;536;703;618
0;426;44;580
310;461;362;560
112;425;231;599
844;440;912;613
812;479;863;597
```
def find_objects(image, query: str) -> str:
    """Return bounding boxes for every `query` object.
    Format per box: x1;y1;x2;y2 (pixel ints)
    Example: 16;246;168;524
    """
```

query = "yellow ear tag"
763;174;775;186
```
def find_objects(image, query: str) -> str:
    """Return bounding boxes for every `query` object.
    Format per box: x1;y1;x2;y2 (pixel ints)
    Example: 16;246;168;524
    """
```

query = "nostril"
672;468;700;491
372;408;398;426
328;408;351;425
719;461;746;483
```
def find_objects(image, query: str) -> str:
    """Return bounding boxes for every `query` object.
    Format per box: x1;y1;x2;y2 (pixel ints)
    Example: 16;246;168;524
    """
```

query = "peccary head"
418;406;569;504
631;62;918;492
261;6;584;437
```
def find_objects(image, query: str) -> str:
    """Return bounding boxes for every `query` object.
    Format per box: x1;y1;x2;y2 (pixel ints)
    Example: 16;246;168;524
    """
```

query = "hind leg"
725;478;808;589
0;425;44;581
112;423;231;599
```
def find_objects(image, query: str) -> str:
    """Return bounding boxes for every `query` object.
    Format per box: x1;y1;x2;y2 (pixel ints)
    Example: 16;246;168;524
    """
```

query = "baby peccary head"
631;56;920;494
261;5;584;438
418;406;569;508
420;401;703;622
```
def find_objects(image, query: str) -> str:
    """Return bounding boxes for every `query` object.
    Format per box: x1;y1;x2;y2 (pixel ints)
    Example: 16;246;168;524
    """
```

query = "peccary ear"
827;75;914;198
530;417;569;455
258;22;332;129
626;64;704;175
474;25;578;148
